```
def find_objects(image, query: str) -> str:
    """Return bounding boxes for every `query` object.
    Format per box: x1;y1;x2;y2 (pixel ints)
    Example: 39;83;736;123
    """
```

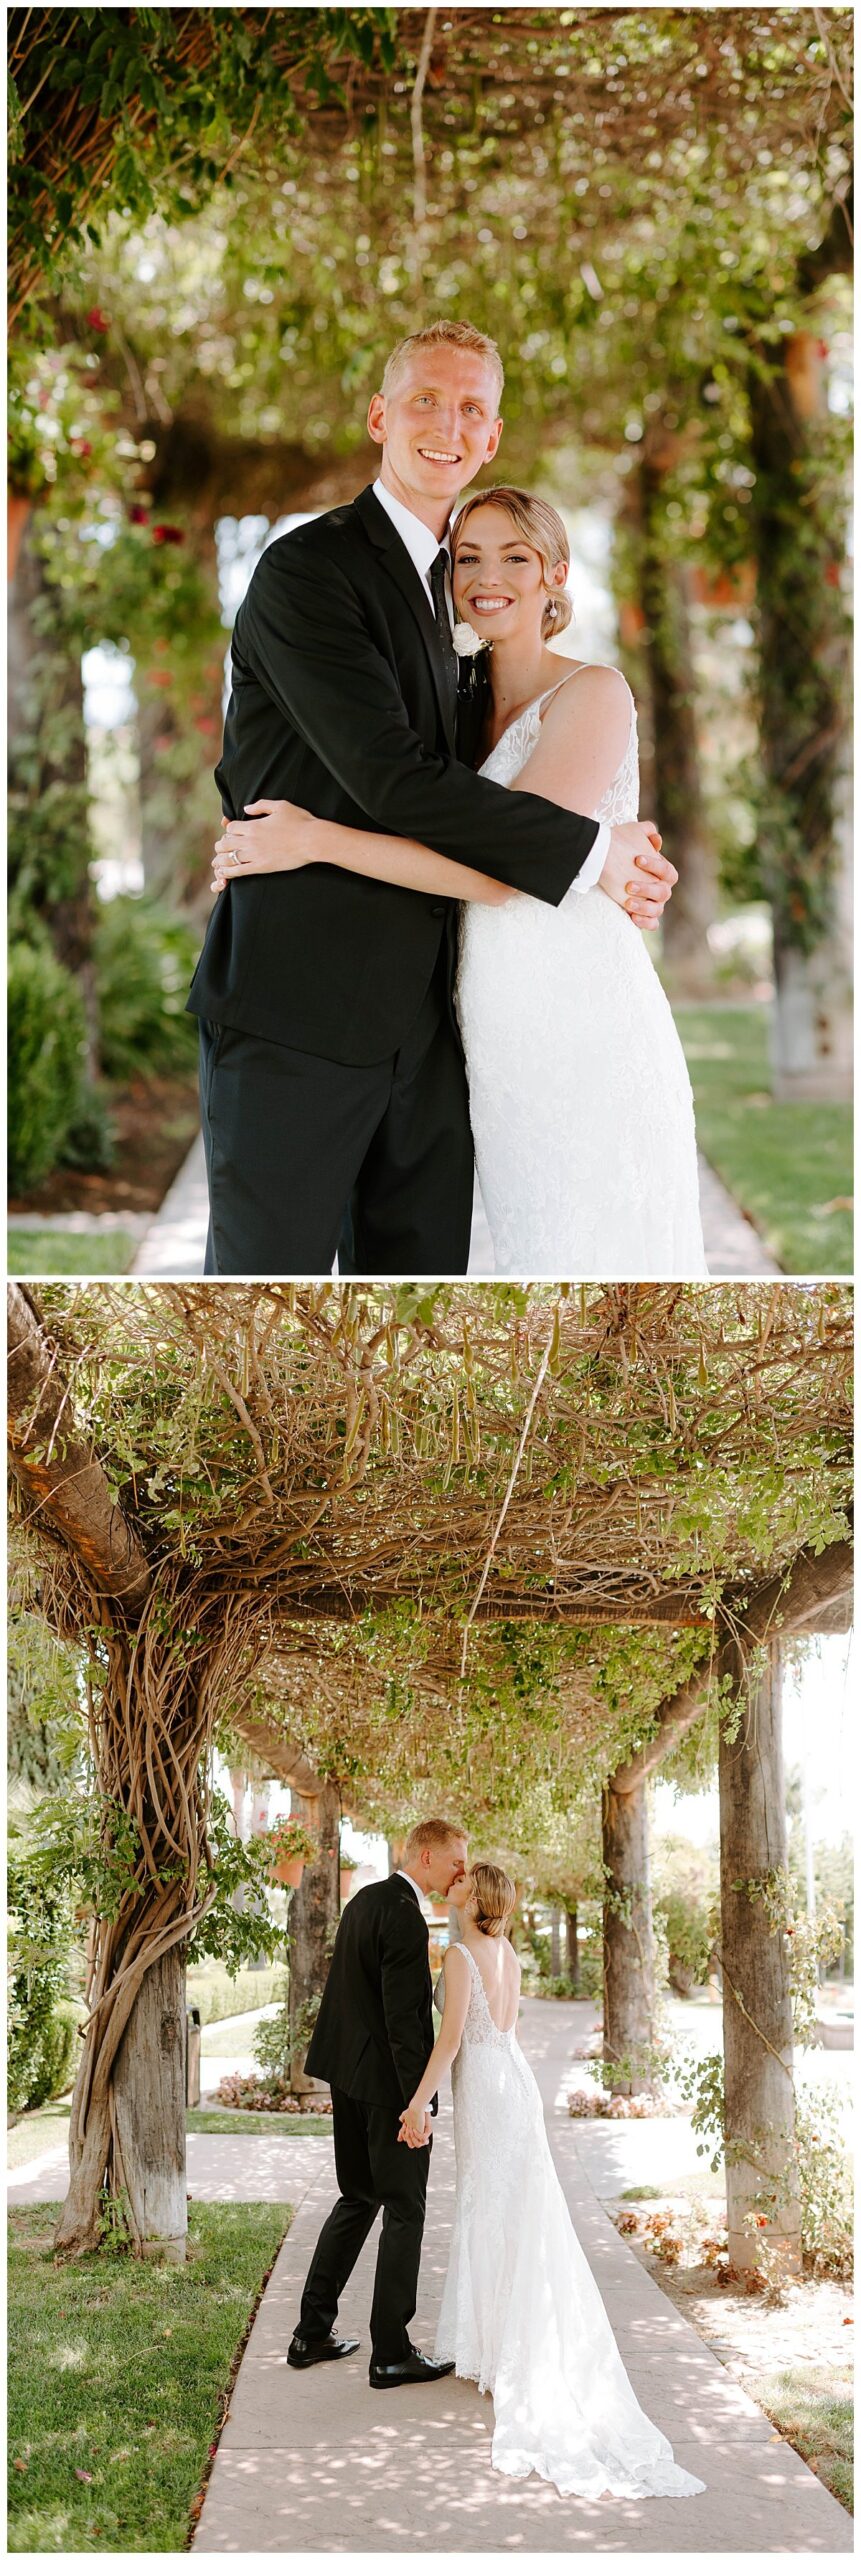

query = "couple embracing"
190;318;706;1278
287;1817;704;2503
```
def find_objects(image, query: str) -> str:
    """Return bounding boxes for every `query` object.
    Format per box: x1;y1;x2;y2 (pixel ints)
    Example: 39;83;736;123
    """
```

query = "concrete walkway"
132;1132;778;1278
8;2006;848;2549
185;2004;843;2554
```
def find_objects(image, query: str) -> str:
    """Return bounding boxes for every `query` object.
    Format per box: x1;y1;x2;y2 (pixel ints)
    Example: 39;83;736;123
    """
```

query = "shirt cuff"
571;819;610;893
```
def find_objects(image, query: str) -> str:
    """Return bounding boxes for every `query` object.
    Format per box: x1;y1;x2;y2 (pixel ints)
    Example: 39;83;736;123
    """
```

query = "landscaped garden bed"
613;2185;854;2514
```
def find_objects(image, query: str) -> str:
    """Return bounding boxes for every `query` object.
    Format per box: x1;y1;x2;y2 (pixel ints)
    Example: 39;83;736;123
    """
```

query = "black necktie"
429;547;458;722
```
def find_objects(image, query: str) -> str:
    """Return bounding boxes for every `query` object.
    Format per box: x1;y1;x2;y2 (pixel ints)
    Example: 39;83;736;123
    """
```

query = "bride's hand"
210;798;320;893
398;2100;429;2148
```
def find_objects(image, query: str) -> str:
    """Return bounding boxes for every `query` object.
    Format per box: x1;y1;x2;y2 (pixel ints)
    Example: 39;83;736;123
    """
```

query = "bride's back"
457;1931;521;2033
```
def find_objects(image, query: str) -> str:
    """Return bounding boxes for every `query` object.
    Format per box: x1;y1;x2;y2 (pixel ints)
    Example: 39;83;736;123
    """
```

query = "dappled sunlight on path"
191;2002;850;2552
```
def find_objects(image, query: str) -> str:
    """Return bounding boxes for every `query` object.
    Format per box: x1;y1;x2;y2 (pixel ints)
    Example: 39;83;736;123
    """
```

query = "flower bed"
214;2069;332;2115
568;2087;673;2119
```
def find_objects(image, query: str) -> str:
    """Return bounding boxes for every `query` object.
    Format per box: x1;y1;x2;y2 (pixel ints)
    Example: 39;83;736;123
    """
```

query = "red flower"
85;306;110;333
817;339;829;359
129;503;149;525
825;563;841;588
152;523;184;546
70;438;93;457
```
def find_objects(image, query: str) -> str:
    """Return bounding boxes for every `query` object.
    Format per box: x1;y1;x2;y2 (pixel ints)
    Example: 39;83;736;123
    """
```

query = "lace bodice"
479;665;639;825
450;1941;517;2050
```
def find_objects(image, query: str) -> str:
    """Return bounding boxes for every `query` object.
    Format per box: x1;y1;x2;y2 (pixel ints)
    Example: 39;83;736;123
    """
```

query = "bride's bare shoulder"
550;662;632;716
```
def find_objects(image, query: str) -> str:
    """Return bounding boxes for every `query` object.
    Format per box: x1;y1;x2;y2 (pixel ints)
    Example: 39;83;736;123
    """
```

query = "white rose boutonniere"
452;620;491;659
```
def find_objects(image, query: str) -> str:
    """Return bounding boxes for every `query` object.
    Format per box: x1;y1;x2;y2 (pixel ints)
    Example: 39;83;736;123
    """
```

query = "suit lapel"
351;484;457;754
389;1873;430;1938
457;658;490;770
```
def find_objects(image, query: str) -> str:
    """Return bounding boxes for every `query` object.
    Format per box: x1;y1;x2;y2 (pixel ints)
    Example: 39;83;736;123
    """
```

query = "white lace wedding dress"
456;670;707;1275
434;1944;705;2502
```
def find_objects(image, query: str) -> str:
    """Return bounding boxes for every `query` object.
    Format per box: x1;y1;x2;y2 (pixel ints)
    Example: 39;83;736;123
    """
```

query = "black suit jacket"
304;1874;437;2113
186;484;600;1065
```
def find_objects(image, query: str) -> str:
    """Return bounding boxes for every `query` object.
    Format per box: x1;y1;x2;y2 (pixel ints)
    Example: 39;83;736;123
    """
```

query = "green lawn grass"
8;2199;291;2553
8;2104;72;2172
676;1006;852;1274
187;1960;287;2028
757;2367;853;2515
199;2009;279;2059
191;2108;331;2136
8;2100;331;2170
6;1230;137;1276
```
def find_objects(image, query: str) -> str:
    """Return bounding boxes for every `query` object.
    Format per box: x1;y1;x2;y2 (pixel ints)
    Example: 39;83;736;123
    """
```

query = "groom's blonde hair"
403;1816;467;1857
381;321;504;409
471;1861;516;1939
453;485;574;637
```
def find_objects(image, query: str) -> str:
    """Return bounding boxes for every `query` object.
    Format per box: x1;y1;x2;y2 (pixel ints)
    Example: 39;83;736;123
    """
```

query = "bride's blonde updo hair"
470;1860;516;1938
452;485;573;637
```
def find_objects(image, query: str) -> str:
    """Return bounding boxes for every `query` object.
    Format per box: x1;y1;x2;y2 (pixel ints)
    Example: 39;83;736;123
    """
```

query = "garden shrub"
7;1858;77;2113
794;2083;853;2280
8;935;88;1190
655;1886;712;1996
26;1997;80;2105
94;896;200;1082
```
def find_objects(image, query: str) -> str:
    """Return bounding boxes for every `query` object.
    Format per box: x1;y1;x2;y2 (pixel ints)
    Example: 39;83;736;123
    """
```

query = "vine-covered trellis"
8;1279;852;2261
7;8;853;1184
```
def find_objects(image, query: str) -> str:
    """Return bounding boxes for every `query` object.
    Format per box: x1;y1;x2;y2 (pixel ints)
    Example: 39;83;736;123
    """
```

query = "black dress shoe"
369;2349;456;2389
287;2330;360;2368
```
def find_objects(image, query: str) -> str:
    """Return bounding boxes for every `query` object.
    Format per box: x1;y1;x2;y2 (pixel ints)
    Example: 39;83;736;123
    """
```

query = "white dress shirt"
373;476;454;623
372;479;609;890
395;1868;425;1904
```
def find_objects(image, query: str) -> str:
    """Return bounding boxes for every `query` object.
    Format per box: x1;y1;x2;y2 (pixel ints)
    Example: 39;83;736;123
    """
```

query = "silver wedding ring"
227;848;239;866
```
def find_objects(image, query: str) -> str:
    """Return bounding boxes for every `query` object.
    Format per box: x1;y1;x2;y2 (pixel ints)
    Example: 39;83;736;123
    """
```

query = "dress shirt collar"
373;478;452;585
395;1868;425;1902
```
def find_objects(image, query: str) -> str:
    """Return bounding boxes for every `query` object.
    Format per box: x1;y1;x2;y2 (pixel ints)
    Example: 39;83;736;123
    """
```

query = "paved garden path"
132;1133;778;1277
189;2004;843;2556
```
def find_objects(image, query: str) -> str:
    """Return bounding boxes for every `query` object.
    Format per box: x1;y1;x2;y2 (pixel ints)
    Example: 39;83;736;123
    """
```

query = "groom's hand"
398;2104;432;2148
600;822;677;930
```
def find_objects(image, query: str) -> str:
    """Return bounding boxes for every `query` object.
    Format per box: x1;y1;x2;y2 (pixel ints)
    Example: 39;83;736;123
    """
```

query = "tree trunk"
8;511;98;1068
602;1775;657;2092
137;517;227;910
288;1782;341;2095
632;440;717;993
550;1907;563;1976
565;1905;579;1992
111;1943;188;2261
718;1635;800;2275
749;329;852;1100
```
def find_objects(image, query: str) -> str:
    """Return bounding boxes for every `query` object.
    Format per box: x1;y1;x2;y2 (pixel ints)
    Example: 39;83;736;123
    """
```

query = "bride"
398;1859;705;2503
211;485;706;1276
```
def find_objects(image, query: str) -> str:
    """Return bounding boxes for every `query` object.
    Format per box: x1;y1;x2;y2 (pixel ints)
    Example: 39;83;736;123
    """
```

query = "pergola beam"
267;1583;709;1629
610;1531;853;1796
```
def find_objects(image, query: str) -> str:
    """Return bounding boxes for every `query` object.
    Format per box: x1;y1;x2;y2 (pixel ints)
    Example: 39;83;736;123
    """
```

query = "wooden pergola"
7;1279;853;2269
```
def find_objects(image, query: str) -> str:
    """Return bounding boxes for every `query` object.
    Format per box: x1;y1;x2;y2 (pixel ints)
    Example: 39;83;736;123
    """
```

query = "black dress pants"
298;2087;431;2364
199;951;474;1277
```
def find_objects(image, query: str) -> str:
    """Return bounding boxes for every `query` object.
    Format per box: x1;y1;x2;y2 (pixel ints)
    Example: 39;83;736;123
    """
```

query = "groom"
187;317;676;1274
288;1817;467;2386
